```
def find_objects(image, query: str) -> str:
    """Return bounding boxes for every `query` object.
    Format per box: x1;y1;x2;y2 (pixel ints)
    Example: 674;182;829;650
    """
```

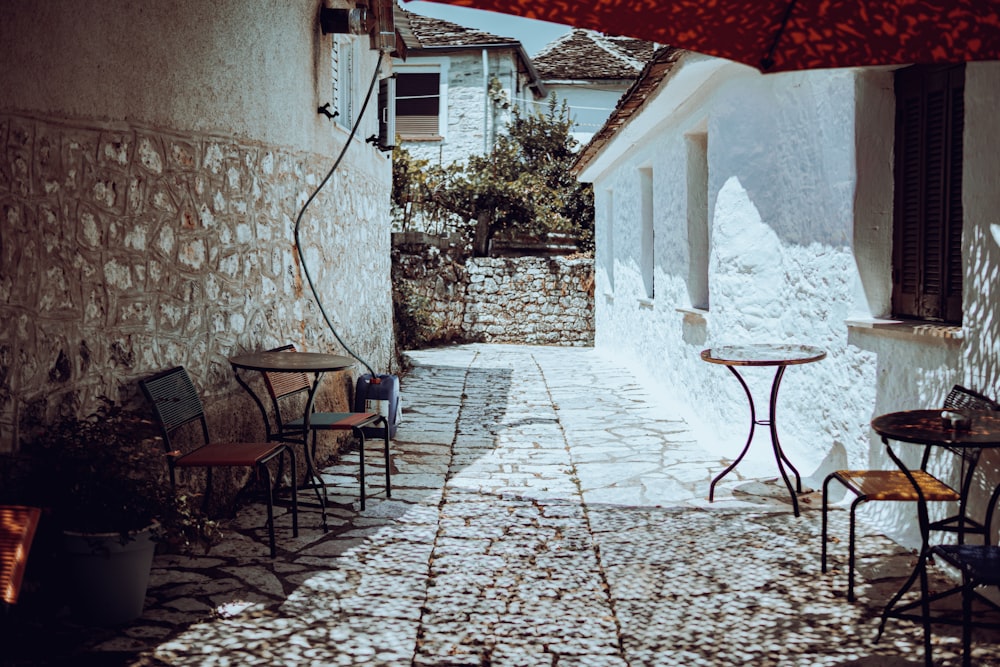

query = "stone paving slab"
4;344;1000;666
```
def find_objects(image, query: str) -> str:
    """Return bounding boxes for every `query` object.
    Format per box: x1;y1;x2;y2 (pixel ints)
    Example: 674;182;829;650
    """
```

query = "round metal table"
229;351;356;528
700;343;827;516
229;351;355;375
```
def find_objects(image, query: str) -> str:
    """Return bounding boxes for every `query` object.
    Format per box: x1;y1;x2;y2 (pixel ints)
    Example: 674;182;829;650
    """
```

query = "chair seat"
932;545;1000;586
175;441;285;467
832;469;961;502
284;412;381;431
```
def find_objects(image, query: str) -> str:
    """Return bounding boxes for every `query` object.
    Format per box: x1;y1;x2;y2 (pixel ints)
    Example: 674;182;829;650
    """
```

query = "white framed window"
640;167;655;300
395;60;449;140
332;37;356;130
604;188;615;292
686;131;709;309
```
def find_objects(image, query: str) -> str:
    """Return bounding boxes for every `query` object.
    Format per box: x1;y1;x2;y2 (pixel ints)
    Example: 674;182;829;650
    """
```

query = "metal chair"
927;481;1000;667
259;345;391;511
822;385;1000;601
140;366;297;558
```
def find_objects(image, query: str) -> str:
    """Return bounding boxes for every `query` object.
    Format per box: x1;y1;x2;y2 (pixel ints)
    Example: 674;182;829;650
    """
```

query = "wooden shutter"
892;65;964;324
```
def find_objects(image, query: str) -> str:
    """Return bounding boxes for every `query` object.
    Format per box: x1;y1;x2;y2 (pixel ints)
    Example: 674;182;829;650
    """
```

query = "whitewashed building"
575;48;1000;546
393;7;545;167
533;29;655;144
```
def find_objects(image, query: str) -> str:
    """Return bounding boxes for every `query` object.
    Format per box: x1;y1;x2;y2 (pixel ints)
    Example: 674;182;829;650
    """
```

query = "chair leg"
309;431;328;531
962;574;973;667
260;462;276;558
822;474;833;573
383;423;391;499
288;447;298;538
920;555;933;667
358;430;367;510
848;495;867;603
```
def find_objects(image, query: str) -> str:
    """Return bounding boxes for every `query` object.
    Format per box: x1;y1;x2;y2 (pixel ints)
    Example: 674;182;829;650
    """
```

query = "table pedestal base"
709;364;804;516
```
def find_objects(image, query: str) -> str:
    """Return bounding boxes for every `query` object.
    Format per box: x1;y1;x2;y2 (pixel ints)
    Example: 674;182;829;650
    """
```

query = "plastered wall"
584;57;1000;547
0;1;394;465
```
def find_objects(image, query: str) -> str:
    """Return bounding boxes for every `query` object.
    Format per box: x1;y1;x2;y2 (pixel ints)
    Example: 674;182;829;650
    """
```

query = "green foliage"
391;279;462;349
7;399;221;552
392;95;594;255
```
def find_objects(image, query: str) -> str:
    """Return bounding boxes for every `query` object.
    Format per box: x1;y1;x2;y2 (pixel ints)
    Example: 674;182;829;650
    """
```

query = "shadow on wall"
959;219;1000;521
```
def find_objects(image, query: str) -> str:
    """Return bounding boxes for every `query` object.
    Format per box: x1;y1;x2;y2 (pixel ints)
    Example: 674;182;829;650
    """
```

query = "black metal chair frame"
822;385;1000;601
926;481;1000;667
140;366;297;558
255;345;392;517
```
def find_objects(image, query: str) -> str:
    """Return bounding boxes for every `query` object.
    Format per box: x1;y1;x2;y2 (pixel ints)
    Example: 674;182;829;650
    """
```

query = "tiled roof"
395;7;519;50
572;47;684;176
534;29;657;81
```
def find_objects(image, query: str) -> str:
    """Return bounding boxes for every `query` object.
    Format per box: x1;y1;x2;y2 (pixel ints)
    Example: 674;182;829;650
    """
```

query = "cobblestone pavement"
9;344;1000;666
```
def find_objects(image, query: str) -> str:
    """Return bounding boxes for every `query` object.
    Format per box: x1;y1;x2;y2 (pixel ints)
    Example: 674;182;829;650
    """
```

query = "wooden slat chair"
260;345;391;512
0;505;41;606
140;366;297;558
822;385;1000;601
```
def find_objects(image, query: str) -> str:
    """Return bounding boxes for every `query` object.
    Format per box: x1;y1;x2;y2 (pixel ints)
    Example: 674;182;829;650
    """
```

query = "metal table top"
229;351;355;374
872;409;1000;448
700;344;827;367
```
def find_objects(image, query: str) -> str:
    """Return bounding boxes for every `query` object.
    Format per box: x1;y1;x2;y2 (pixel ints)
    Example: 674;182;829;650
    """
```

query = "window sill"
845;317;964;343
676;307;708;325
638;298;654;310
603;292;614;304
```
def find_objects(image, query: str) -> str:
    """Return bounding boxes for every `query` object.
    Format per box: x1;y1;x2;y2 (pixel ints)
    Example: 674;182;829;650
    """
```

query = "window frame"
394;60;449;141
332;36;357;131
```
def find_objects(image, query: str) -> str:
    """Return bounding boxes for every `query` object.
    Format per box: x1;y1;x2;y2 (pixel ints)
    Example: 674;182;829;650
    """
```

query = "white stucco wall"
581;54;1000;547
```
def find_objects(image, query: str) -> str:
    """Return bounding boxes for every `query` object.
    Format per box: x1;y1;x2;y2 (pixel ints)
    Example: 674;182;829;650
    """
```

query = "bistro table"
229;351;356;528
700;343;826;516
873;409;1000;664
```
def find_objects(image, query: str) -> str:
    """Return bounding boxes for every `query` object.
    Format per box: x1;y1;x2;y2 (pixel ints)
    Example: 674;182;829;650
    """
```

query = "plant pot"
62;525;156;625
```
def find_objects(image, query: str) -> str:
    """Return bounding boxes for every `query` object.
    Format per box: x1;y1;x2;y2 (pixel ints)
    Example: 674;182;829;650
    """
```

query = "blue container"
354;373;400;439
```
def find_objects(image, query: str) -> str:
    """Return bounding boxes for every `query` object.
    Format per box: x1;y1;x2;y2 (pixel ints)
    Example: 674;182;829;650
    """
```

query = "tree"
392;95;594;256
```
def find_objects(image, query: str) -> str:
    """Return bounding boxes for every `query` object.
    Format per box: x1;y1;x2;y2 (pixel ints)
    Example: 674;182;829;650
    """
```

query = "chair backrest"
261;345;312;432
944;384;1000;412
139;366;211;452
933;384;1000;479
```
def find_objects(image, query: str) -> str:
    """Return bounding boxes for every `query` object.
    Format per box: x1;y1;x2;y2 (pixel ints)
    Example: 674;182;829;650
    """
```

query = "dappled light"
19;345;988;667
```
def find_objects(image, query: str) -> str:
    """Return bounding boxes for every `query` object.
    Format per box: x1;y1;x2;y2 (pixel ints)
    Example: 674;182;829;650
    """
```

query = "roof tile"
396;7;518;50
534;29;657;80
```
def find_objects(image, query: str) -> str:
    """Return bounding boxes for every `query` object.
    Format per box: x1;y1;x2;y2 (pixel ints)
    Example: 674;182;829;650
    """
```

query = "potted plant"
11;398;220;625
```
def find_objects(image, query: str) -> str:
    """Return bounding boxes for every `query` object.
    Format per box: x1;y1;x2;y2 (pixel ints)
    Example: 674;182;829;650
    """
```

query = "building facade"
576;49;1000;546
0;0;396;452
393;7;545;167
533;29;655;144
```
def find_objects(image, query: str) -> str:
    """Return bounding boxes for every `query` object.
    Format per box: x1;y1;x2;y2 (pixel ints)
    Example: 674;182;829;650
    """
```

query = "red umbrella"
421;0;1000;72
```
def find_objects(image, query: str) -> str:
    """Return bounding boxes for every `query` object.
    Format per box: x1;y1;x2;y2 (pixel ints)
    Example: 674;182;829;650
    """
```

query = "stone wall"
0;113;394;455
393;236;594;347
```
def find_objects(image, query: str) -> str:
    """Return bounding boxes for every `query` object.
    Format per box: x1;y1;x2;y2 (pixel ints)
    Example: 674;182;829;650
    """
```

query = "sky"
400;1;571;56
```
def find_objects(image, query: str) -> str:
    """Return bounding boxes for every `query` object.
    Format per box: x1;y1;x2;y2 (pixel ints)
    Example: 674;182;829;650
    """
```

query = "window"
686;131;709;310
333;37;355;130
640;167;654;299
892;64;965;324
604;189;615;292
396;71;441;138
